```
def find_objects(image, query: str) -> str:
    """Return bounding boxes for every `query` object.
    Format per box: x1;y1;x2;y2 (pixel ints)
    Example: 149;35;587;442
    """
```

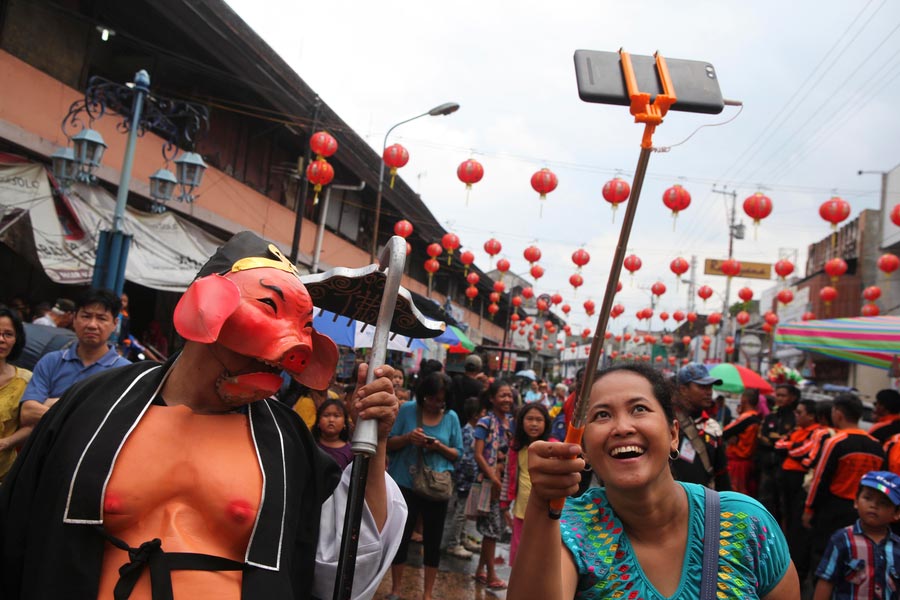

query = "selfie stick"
548;50;676;519
333;236;406;600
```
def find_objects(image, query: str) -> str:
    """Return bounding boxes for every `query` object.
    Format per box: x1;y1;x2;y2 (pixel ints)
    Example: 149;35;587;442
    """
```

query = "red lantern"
393;219;413;238
802;311;815;321
310;131;338;158
493;281;506;294
878;253;900;276
496;258;511;277
536;299;549;312
820;286;838;305
743;192;773;237
673;310;685;323
764;311;779;326
489;292;500;303
624;333;632;341
531;168;558;200
530;264;545;280
892;204;900;228
572;249;591;270
777;289;794;305
670;257;689;278
584;299;596;316
819;196;851;230
616;281;623;293
426;243;442;259
662;184;691;229
561;304;571;315
697;285;713;302
460;250;475;275
761;323;772;334
651;282;667;297
863;286;882;302
511;313;521;323
602;177;630;221
623;254;642;278
611;304;625;318
725;346;735;355
686;312;698;323
663;334;674;345
668;356;677;365
702;335;712;346
659;311;669;322
441;233;460;265
524;316;534;325
736;311;750;326
604;331;612;340
824;257;847;282
487;303;499;317
484;238;502;264
465;286;478;302
738;287;753;303
725;336;735;345
522;287;534;300
524;245;542;265
569;273;584;292
774;259;794;280
511;295;522;307
467;272;480;286
457;158;484;189
305;159;334;204
682;336;692;346
551;293;563;305
862;303;880;317
582;328;592;340
382;144;409;188
720;259;741;278
708;312;722;326
424;258;440;287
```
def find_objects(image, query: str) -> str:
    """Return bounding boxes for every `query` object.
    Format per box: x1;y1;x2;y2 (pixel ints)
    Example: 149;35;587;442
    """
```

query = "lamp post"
369;102;459;262
52;70;209;295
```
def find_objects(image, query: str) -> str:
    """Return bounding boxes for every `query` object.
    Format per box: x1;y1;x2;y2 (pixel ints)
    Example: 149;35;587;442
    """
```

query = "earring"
580;453;593;472
669;449;680;461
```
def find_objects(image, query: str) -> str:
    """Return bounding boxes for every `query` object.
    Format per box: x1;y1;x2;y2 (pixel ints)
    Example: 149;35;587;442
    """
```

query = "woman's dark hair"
592;362;675;422
312;397;349;442
513;402;550;450
415;371;452;407
0;305;26;362
76;288;122;317
480;378;513;411
461;396;482;425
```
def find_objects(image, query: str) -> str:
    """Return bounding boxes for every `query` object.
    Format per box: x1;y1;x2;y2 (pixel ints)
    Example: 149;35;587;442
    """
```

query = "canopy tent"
433;324;476;352
775;316;900;370
0;162;223;292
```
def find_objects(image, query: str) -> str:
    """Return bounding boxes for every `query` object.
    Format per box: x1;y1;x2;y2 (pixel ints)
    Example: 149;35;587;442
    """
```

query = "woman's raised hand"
527;441;585;506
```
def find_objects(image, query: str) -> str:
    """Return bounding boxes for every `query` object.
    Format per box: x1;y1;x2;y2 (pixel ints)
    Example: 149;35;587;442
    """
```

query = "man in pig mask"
0;231;407;600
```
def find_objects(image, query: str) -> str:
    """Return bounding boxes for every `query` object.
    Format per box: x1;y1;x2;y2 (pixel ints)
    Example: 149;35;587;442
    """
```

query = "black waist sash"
96;527;245;600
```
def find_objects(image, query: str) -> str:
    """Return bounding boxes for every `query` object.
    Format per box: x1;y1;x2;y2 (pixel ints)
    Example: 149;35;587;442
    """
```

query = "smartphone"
424;436;437;444
573;50;724;114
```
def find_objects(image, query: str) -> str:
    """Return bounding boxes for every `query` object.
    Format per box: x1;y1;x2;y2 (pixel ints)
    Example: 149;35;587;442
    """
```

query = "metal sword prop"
304;236;442;600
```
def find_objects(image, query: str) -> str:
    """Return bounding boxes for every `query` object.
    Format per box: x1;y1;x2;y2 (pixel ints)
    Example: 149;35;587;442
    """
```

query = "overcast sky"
226;0;900;336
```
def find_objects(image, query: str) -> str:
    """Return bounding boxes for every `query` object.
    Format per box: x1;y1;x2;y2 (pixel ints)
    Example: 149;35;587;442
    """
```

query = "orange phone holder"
619;49;677;148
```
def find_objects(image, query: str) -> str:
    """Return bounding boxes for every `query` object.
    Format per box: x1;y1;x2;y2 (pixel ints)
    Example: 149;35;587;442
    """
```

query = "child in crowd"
392;367;410;404
813;471;900;599
445;396;483;559
501;402;551;566
311;397;352;470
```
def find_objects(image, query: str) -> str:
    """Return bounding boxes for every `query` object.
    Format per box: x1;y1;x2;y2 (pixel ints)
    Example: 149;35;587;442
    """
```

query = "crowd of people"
3;270;900;599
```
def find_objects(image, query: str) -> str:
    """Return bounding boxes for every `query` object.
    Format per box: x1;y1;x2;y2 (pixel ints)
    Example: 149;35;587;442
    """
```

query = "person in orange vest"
868;388;900;445
723;388;762;496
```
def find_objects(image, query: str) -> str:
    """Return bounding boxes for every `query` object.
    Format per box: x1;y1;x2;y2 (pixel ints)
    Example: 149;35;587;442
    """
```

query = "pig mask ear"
174;274;242;343
295;329;339;390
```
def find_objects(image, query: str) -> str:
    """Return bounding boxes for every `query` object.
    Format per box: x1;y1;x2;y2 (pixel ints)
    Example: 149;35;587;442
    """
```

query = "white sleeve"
312;465;408;600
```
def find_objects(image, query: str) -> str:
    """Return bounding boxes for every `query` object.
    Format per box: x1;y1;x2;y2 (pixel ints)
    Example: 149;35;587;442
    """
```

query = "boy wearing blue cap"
813;471;900;599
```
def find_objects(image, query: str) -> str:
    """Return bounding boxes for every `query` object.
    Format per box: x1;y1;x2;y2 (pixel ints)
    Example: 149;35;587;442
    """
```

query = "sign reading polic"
704;258;771;280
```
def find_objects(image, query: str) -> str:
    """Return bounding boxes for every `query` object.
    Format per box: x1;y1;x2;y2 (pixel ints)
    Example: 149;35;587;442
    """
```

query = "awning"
0;162;223;292
775;316;900;370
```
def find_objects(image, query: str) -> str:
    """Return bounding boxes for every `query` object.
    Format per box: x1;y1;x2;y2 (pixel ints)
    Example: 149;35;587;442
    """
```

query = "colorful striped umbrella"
709;363;774;395
775;316;900;370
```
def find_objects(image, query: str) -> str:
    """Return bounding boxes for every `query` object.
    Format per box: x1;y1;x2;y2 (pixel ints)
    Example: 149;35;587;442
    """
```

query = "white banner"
0;163;223;292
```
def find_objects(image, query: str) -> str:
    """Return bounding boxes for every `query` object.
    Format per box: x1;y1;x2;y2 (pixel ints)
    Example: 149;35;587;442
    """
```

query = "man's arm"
17;356;56;428
18;399;56;428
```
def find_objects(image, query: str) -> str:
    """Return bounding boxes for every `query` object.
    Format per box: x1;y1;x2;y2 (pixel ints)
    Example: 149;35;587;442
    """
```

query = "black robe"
0;359;341;599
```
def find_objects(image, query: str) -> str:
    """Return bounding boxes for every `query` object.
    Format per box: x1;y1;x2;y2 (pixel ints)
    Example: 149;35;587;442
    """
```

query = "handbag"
410;407;454;501
465;478;493;518
411;448;454;501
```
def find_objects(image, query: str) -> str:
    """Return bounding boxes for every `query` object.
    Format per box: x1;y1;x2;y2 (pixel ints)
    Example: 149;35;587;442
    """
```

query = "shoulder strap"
677;409;715;486
700;487;721;600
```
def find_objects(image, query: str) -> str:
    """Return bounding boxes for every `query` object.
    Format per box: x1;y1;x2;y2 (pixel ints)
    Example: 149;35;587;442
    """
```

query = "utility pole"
712;185;742;362
687;255;698;313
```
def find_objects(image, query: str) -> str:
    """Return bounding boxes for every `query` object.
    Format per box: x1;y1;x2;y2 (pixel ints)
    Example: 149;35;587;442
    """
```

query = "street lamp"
369;102;459;262
52;69;209;294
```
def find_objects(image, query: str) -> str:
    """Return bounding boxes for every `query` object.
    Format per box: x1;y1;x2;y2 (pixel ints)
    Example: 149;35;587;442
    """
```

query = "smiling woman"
508;363;800;600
